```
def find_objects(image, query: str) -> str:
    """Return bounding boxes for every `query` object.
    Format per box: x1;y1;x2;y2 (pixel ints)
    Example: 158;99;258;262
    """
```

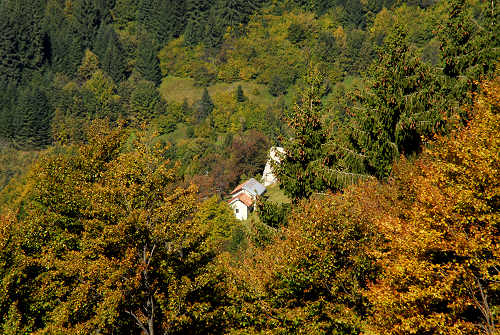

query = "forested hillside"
0;0;498;333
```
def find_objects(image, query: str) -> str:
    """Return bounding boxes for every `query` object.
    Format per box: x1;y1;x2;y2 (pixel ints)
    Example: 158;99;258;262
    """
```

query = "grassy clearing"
265;183;291;204
159;76;275;107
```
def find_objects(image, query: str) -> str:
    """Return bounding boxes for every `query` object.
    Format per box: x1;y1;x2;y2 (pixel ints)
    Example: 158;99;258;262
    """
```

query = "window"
235;208;239;213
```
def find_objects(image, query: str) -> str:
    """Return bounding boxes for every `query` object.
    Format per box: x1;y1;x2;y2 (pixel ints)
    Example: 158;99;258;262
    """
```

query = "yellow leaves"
77;49;100;82
365;75;500;334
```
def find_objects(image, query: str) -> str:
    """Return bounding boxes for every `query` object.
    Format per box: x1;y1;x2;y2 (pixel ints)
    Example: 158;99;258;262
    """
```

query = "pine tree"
100;26;127;82
439;0;499;105
154;0;187;44
93;23;110;59
136;0;154;30
0;0;46;84
77;49;100;81
135;34;162;86
184;0;210;45
273;65;328;201
204;7;224;49
352;26;444;178
194;88;214;122
113;0;139;27
15;85;52;147
72;0;102;50
0;83;18;140
236;85;246;102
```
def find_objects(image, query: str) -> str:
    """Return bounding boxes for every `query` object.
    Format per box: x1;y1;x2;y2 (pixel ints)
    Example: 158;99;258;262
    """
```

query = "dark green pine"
194;88;214;121
72;0;102;50
273;67;328;201
0;0;46;84
99;26;127;82
0;83;18;140
184;0;210;45
15;86;52;148
236;85;245;102
203;7;224;48
135;35;162;86
439;0;499;105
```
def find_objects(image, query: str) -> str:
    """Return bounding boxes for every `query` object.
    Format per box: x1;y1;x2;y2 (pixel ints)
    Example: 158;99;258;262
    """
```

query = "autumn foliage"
0;74;498;333
365;75;500;334
227;75;499;334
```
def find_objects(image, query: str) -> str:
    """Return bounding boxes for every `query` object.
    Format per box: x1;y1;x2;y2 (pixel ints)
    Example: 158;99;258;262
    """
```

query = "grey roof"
242;178;266;196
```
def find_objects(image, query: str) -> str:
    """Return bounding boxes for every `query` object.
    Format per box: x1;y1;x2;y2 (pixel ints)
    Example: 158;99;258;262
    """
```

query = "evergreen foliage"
184;0;211;45
351;26;444;178
439;0;500;105
0;0;46;84
194;88;214;122
72;0;102;50
236;85;246;102
273;65;328;201
135;34;162;86
15;84;52;147
0;0;499;332
99;26;127;82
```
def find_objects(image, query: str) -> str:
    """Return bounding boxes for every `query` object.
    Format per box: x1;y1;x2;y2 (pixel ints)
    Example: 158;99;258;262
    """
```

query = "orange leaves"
365;75;500;334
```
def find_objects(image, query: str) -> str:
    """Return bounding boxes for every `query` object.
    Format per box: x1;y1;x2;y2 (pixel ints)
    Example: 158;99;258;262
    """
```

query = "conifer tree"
439;0;499;105
77;49;100;81
236;85;246;102
136;0;154;31
352;26;443;178
204;7;224;49
100;26;127;82
93;23;110;59
113;0;139;27
184;0;210;45
0;0;46;83
273;65;328;201
15;85;52;147
72;0;102;50
0;83;17;140
194;88;214;122
135;34;162;86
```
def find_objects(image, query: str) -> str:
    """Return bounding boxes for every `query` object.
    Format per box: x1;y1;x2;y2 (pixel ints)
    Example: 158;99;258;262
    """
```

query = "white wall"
262;147;284;186
230;200;249;220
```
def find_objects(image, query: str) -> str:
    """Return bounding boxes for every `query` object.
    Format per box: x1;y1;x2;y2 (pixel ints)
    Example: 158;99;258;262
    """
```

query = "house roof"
228;192;254;207
230;178;266;196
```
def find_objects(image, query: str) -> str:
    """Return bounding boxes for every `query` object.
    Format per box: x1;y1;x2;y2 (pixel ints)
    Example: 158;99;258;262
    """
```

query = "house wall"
230;200;249;220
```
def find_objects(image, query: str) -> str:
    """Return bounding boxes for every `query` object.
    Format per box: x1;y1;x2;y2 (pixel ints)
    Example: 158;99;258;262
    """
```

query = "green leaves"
274;65;328;201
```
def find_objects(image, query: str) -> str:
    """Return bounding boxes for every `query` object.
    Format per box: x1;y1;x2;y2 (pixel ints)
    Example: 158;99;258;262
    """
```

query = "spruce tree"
194;88;214;122
273;65;328;201
0;0;46;84
136;0;154;32
15;85;52;147
72;0;102;50
184;0;210;45
100;26;127;82
135;34;162;86
439;0;499;105
236;85;245;102
93;24;110;59
0;83;18;140
113;0;139;28
154;0;187;44
204;7;224;49
352;26;444;178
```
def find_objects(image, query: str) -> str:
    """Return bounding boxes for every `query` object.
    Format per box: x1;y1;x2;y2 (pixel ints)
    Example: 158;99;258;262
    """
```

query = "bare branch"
125;310;149;335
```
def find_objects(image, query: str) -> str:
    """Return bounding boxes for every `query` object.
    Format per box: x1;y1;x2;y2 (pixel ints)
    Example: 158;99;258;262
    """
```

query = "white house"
261;147;285;186
228;178;266;220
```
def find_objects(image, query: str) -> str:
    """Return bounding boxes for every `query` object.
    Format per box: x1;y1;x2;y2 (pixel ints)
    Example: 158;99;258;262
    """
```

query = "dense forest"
0;0;498;333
